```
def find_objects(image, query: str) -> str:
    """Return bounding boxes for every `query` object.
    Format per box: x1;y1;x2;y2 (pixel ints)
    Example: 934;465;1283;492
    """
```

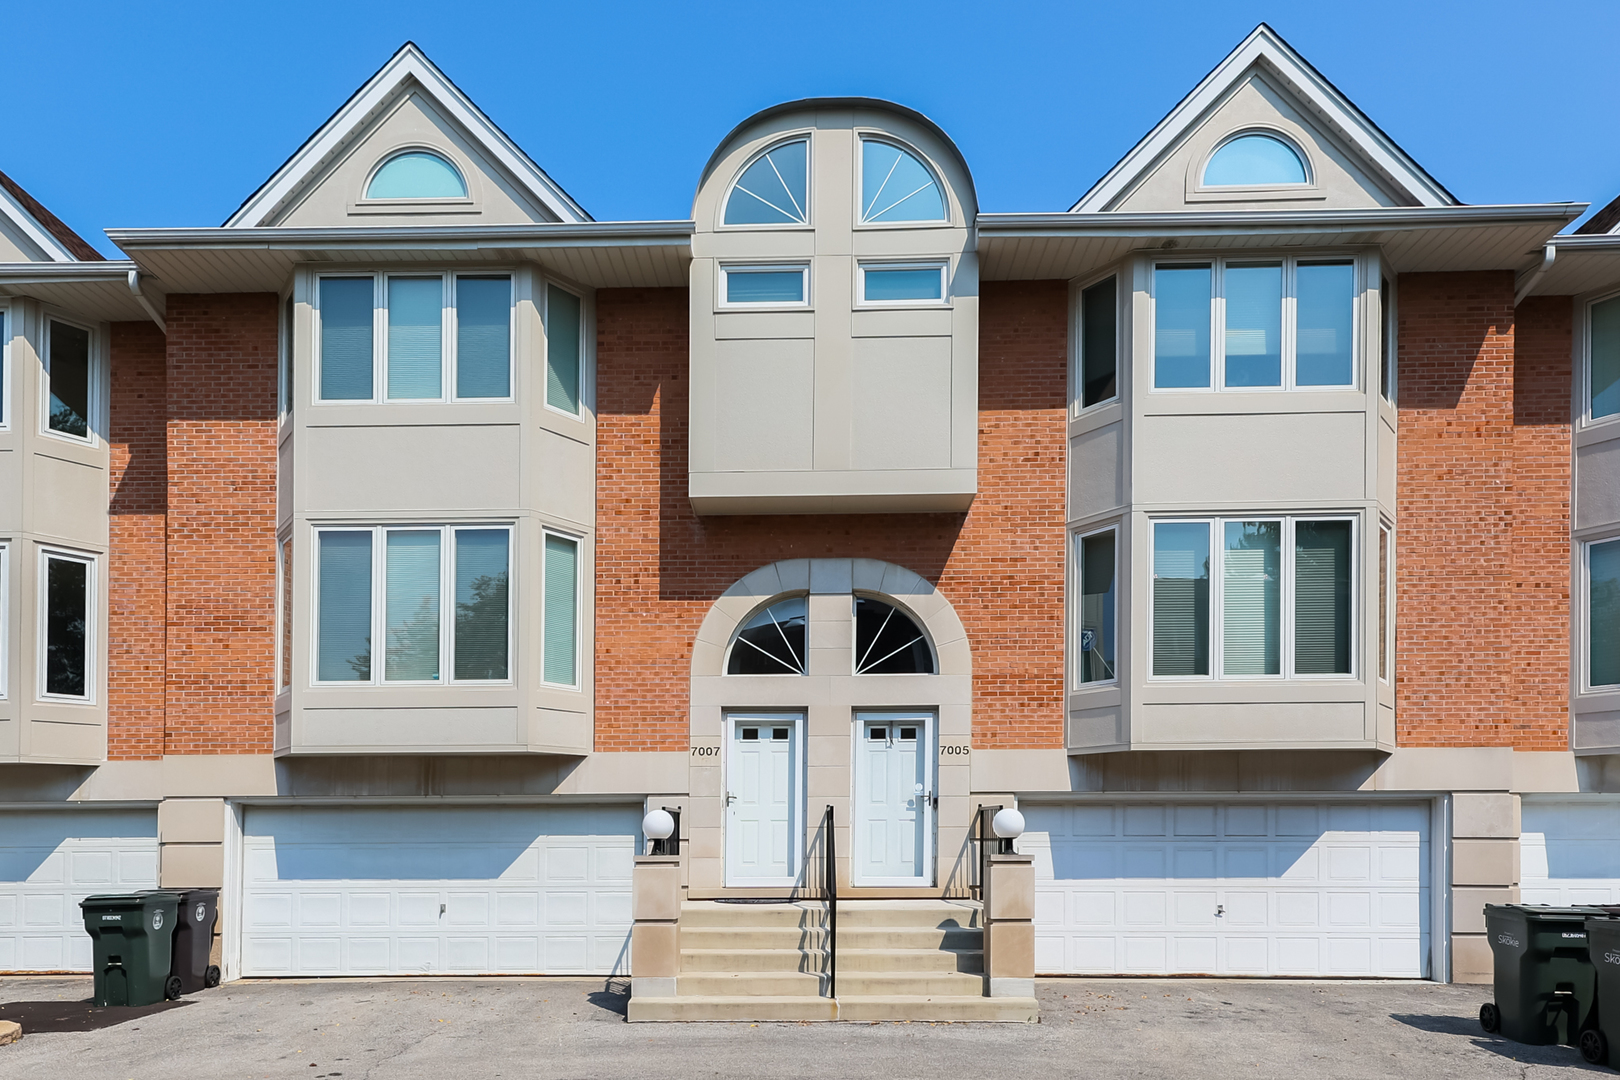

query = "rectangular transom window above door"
857;262;947;305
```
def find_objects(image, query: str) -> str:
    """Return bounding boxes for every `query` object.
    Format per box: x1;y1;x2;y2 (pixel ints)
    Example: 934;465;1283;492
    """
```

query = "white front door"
725;714;803;886
853;712;935;886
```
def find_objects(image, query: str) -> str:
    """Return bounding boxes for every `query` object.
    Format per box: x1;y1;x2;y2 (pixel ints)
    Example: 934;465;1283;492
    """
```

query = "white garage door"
1521;797;1620;905
0;809;159;972
1024;800;1430;977
241;804;637;976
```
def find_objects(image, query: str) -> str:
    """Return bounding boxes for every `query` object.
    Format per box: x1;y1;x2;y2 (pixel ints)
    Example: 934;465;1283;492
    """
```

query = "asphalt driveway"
0;975;1604;1079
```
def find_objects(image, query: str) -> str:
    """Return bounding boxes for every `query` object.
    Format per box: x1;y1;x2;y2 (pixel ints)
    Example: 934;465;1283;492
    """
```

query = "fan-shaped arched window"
1202;133;1308;188
366;151;468;200
861;139;945;224
724;140;808;226
727;596;808;674
854;596;934;674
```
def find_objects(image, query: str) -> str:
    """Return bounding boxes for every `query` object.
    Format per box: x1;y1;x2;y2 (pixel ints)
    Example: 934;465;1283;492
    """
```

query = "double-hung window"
45;318;95;440
1075;527;1118;684
1587;292;1620;422
314;525;513;685
41;548;92;701
1153;257;1357;391
1587;537;1620;690
1151;516;1354;679
316;273;513;403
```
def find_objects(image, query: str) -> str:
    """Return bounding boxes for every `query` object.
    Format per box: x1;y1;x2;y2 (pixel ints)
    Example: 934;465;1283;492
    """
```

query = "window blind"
44;556;88;697
385;530;441;682
386;277;442;399
1152;522;1209;675
456;276;511;399
455;529;509;680
320;277;374;400
1294;520;1352;674
546;285;581;413
1591;538;1620;687
544;533;579;685
1222;521;1280;675
317;531;373;681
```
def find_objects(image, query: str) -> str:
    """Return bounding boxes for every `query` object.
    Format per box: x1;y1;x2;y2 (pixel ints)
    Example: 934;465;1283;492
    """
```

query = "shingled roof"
0;168;103;260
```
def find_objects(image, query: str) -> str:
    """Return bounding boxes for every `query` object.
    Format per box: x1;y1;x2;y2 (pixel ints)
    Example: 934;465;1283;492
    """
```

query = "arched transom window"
723;592;937;675
1202;133;1309;188
860;138;945;223
724;139;809;225
854;596;934;674
727;596;808;674
367;150;468;200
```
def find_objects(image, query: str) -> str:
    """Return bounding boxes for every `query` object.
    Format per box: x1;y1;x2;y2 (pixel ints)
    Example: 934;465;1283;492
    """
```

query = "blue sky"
3;1;1617;256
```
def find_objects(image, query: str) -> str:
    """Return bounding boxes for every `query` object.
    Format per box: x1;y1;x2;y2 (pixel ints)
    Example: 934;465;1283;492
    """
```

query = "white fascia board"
980;204;1582;238
1070;24;1455;213
0;260;138;282
109;221;693;252
225;44;590;228
0;184;79;262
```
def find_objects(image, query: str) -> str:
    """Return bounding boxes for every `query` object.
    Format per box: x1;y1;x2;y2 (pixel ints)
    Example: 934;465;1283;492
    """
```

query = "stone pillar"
631;854;683;999
982;851;1035;998
1451;793;1521;984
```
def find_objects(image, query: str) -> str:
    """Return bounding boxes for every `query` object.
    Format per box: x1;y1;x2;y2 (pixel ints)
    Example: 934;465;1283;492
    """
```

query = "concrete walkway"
0;975;1602;1079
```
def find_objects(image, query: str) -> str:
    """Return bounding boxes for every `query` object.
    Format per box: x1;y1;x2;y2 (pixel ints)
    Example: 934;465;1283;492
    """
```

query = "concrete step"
628;995;839;1022
682;948;828;973
680;926;828;951
836;925;981;950
835;900;982;929
680;901;827;928
835;995;1041;1023
839;947;982;973
835;970;986;996
678;971;828;996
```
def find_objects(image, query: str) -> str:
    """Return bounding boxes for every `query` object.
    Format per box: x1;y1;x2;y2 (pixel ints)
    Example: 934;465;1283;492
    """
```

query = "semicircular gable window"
861;139;945;224
854;596;935;674
727;596;808;675
366;151;469;200
724;140;808;226
1202;133;1308;187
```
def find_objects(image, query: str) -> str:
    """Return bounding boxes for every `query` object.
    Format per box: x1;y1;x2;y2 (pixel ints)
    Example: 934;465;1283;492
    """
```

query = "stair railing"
821;803;837;999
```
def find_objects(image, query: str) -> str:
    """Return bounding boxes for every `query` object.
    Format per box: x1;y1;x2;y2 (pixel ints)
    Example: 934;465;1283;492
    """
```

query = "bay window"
45;319;94;440
314;525;512;685
1587;536;1620;689
542;531;580;687
42;548;92;701
1076;527;1118;684
1152;257;1358;391
1077;275;1118;409
1151;516;1354;679
1588;292;1620;422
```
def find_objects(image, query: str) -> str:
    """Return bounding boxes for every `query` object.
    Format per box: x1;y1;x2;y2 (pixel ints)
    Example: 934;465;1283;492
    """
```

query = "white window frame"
1581;534;1620;693
717;263;811;311
1147;515;1358;682
1582;287;1620;427
38;546;95;704
310;523;514;687
41;315;101;445
720;135;812;231
1196;128;1315;192
1071;270;1121;416
854;133;949;227
276;531;292;695
542;280;589;418
359;147;473;207
856;260;949;308
313;271;516;405
1149;255;1361;394
1378;522;1393;684
1073;524;1120;687
0;300;11;431
0;543;8;698
540;527;583;690
1379;274;1397;404
277;288;294;422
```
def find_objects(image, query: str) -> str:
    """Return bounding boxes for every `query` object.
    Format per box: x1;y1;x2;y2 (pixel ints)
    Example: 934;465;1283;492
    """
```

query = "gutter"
1514;244;1556;307
126;269;166;332
976;203;1586;239
108;221;696;254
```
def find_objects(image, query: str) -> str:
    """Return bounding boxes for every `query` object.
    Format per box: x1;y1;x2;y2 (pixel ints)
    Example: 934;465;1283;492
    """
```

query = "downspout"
126;269;166;333
1514;243;1556;307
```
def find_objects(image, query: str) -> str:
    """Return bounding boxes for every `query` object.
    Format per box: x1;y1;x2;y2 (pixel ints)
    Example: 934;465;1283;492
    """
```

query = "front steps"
627;898;1038;1022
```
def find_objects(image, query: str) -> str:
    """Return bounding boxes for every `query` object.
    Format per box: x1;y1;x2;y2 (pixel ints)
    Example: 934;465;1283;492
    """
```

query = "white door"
0;809;159;972
1023;800;1429;977
725;714;802;886
853;712;934;887
1521;796;1620;904
240;804;636;976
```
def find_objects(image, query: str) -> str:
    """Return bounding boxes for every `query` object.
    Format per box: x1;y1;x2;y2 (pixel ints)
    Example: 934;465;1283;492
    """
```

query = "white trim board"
1071;24;1455;213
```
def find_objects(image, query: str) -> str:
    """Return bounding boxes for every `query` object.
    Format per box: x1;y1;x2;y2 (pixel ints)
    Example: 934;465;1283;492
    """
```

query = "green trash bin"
1479;904;1604;1046
80;891;183;1007
1584;916;1620;1066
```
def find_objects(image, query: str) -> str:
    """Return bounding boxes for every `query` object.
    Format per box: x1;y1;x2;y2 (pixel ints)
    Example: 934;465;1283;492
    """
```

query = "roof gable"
225;42;589;227
0;168;103;261
1071;24;1455;213
1575;192;1620;236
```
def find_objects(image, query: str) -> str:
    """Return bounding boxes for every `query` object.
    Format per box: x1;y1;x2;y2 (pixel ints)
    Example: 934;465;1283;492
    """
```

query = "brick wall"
1395;273;1572;749
593;281;1068;753
162;294;279;754
107;321;167;760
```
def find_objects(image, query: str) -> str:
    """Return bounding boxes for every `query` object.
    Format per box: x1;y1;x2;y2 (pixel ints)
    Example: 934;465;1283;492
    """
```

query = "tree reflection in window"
727;596;808;675
854;596;934;674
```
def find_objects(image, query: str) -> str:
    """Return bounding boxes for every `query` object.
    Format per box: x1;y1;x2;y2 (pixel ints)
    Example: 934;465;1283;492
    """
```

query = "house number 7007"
691;746;720;757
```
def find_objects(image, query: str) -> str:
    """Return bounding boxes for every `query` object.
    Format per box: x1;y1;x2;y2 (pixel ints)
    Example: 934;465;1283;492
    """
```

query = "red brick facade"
592;281;1069;753
1395;273;1573;750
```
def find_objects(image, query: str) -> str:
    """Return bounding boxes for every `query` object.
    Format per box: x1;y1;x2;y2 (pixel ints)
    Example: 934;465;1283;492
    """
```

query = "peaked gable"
226;43;590;227
1576;192;1620;236
0;168;103;261
1072;24;1455;213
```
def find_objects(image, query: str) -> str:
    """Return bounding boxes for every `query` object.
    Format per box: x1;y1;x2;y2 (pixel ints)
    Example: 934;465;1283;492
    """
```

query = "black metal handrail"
821;803;837;999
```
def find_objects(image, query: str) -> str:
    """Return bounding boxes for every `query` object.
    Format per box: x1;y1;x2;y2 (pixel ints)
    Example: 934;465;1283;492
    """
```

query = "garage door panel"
1174;805;1216;836
1124;805;1166;835
1327;891;1372;927
1174;936;1218;971
1174;847;1216;878
1223;845;1269;877
1327;845;1372;882
1275;845;1319;881
1522;799;1620;905
1123;936;1167;971
1123;847;1166;877
1227;936;1268;972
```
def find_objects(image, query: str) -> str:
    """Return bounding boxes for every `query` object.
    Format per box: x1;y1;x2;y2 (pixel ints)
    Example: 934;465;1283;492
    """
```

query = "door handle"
725;791;737;807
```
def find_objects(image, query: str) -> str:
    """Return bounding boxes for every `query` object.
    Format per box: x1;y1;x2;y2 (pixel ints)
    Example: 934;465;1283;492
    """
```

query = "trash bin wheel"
205;965;221;989
1479;1002;1501;1034
1580;1028;1608;1066
164;975;183;1001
